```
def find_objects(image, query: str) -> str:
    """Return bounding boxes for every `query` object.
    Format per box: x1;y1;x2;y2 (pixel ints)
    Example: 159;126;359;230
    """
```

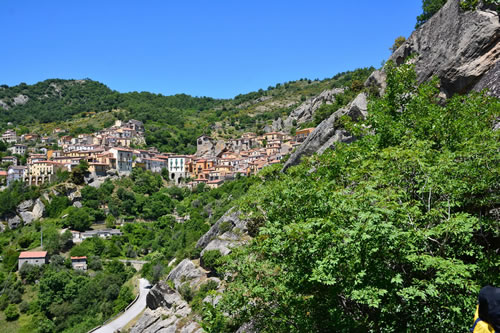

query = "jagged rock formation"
281;88;345;130
282;92;368;171
268;88;345;133
146;280;190;311
2;198;46;229
283;0;499;172
12;94;29;106
196;208;247;250
130;209;250;333
167;259;206;290
370;0;499;97
7;215;21;229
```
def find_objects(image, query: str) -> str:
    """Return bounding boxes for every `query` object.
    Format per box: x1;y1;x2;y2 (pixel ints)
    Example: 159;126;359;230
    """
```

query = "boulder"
196;208;245;250
19;211;35;224
129;309;160;333
282;92;368;171
13;94;29;106
474;60;500;97
201;238;233;256
203;294;222;307
180;322;203;333
8;215;21;229
17;200;34;213
68;189;81;202
73;201;83;208
32;198;45;220
167;259;205;290
146;280;186;310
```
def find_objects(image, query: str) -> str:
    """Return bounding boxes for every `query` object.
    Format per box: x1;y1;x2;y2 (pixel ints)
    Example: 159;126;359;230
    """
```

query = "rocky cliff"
130;209;251;333
283;0;499;172
385;0;499;98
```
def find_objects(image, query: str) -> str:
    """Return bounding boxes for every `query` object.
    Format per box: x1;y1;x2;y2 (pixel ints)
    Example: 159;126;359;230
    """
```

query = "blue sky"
0;1;422;98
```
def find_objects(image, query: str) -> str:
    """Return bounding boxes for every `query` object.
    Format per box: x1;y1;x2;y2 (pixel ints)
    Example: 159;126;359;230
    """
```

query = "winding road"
92;278;151;333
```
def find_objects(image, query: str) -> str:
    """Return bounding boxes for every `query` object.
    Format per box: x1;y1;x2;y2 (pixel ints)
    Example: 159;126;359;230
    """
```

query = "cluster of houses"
17;229;125;271
0;119;315;189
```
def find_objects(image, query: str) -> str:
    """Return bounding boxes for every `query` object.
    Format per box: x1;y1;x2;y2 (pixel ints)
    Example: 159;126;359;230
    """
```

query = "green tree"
66;207;94;231
389;36;406;53
216;63;500;332
4;303;19;321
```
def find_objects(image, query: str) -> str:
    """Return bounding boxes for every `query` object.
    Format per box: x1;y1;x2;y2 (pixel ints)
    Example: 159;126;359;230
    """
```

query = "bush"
179;283;194;302
201;250;222;272
19;263;42;284
218;221;233;234
19;301;29;313
4;303;19;321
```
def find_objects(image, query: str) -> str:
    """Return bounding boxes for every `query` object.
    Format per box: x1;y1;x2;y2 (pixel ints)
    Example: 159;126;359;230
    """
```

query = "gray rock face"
13;94;29;106
8;215;21;229
19;211;35;224
201;238;233;257
474;60;500;96
196;208;246;250
282;92;368;171
368;1;499;97
129;309;161;333
17;200;34;213
280;88;345;130
72;201;83;208
0;100;10;110
32;199;45;220
167;259;205;290
147;280;187;310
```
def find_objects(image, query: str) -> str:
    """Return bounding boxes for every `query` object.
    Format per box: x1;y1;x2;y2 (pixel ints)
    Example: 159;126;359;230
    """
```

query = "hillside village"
0;119;315;189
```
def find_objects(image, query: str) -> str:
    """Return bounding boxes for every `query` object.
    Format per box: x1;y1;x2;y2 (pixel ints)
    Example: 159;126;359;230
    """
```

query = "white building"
7;166;27;185
109;148;133;175
168;156;188;184
8;144;27;155
144;158;166;173
1;130;19;144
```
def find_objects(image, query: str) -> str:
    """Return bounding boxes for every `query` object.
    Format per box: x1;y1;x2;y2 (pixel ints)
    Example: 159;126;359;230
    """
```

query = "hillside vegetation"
0;67;373;154
205;62;500;332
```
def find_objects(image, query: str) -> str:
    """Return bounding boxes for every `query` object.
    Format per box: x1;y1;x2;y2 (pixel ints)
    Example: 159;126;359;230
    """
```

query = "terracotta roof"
0;171;7;176
71;256;87;260
19;251;47;258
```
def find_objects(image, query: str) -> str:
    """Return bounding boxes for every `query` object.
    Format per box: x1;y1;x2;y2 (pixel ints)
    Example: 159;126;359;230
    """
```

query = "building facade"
18;251;48;270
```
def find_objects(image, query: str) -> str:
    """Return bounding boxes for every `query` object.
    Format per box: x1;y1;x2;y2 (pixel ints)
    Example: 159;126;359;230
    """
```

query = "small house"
71;256;87;270
18;251;48;270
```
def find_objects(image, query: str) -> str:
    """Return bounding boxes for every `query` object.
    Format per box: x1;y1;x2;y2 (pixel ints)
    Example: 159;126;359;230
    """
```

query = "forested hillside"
0;67;373;154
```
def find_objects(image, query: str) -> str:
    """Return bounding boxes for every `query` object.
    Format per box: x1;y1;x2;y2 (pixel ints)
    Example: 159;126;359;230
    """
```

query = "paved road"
93;278;151;333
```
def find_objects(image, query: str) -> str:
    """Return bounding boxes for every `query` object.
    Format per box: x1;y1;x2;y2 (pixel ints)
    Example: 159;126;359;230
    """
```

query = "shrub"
19;301;29;313
218;221;233;234
201;250;222;272
179;283;194;302
4;303;19;321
